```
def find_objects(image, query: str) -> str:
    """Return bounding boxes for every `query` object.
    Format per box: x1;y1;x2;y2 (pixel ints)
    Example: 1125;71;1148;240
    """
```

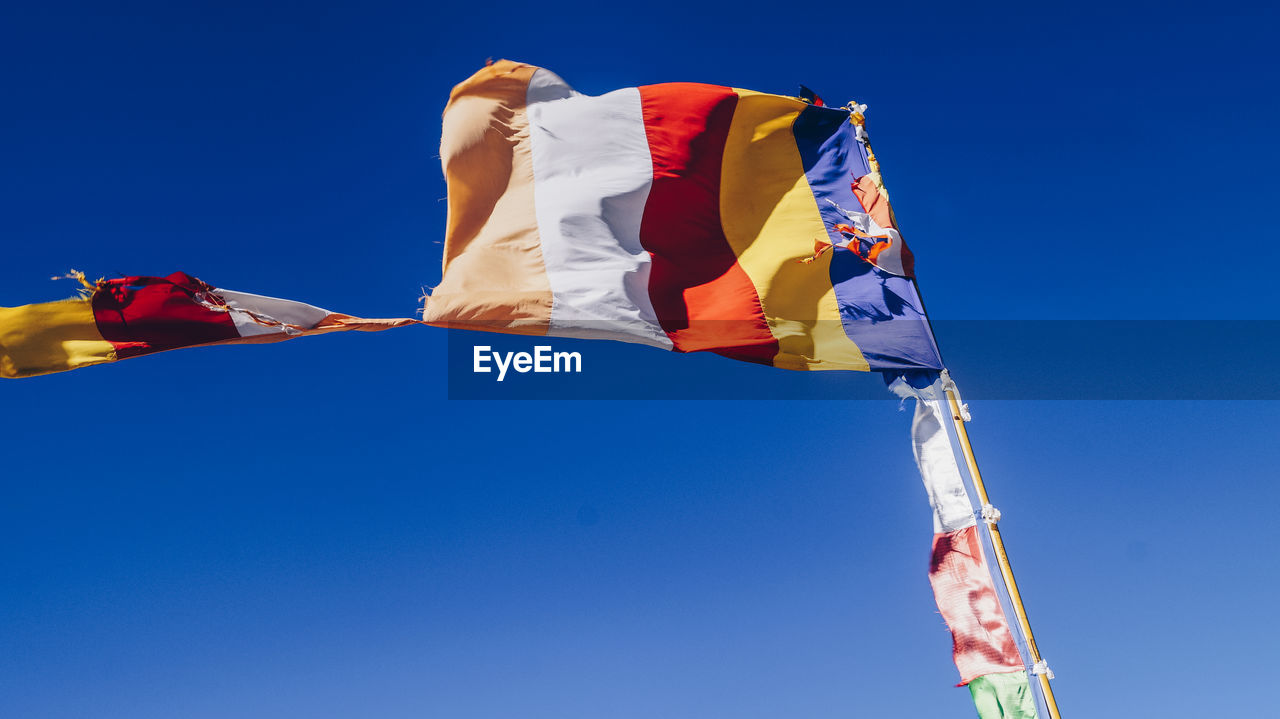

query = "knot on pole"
1031;659;1055;680
940;369;972;421
980;503;1002;525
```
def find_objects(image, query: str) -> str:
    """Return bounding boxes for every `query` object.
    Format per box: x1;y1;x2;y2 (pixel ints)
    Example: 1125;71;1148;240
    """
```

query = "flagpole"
941;379;1062;719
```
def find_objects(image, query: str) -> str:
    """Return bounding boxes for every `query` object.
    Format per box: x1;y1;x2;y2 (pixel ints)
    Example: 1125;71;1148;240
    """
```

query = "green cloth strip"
968;670;1037;719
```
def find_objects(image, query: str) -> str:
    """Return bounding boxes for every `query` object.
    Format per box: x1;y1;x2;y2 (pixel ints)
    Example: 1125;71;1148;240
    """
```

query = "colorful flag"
0;272;412;379
424;60;941;372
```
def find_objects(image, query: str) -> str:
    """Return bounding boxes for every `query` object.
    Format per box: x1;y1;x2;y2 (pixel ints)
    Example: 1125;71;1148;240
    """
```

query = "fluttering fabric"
901;375;1044;719
0;272;412;378
424;60;942;371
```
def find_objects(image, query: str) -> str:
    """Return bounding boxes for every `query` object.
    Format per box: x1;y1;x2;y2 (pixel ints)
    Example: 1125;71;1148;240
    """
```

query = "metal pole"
942;385;1063;719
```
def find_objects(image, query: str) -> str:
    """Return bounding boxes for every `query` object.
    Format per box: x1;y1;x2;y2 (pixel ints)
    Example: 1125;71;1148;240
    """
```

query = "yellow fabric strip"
0;299;116;378
424;60;553;336
720;90;869;371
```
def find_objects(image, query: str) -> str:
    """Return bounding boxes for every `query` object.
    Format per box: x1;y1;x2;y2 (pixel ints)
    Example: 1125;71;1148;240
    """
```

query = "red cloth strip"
929;525;1025;685
91;272;240;359
637;83;777;364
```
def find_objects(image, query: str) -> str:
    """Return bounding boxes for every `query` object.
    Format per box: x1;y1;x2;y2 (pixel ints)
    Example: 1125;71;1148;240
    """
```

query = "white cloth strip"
214;288;332;337
526;70;672;350
911;396;978;533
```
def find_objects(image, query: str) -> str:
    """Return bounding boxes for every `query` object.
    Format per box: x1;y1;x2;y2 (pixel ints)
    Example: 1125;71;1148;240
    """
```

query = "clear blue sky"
2;1;1278;717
